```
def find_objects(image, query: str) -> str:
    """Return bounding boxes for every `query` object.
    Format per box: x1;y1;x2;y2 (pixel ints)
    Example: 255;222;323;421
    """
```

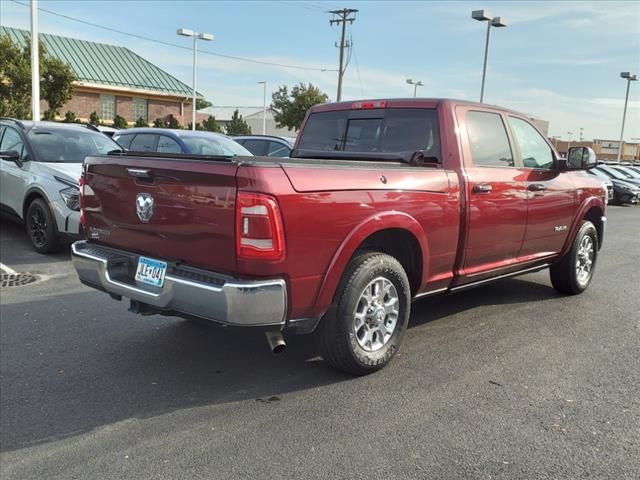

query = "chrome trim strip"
413;287;448;300
450;263;551;293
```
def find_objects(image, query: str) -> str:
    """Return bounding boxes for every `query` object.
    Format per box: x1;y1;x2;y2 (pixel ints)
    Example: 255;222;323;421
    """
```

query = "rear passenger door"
507;116;575;257
458;109;528;278
129;134;158;153
241;139;267;156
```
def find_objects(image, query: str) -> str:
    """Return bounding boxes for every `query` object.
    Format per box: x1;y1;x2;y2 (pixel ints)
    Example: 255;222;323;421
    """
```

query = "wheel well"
357;228;423;295
23;191;45;220
584;207;604;249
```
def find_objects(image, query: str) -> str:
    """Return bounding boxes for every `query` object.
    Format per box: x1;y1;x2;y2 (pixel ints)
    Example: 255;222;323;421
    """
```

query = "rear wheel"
317;252;411;375
25;198;61;254
550;220;598;294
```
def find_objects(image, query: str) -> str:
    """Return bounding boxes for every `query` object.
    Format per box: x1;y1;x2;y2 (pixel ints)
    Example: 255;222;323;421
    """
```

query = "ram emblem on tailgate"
136;193;154;223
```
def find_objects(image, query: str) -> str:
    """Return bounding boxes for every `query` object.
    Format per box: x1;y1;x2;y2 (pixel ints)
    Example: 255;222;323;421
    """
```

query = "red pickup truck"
72;99;606;375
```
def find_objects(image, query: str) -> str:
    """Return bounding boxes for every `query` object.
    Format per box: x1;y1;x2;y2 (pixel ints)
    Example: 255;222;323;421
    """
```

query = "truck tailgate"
82;155;238;274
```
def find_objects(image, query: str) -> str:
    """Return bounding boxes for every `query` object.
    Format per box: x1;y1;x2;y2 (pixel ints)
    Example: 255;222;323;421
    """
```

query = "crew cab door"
507;116;575;257
458;109;528;278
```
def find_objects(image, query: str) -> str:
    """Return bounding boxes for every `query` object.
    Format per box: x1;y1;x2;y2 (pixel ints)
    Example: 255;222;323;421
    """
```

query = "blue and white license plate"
135;256;167;287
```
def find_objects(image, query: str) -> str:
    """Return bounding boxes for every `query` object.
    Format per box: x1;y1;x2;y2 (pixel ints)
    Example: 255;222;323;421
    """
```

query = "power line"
350;30;364;97
9;0;337;72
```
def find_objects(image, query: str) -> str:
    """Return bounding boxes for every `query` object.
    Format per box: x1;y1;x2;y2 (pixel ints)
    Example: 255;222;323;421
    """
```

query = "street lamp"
471;10;507;103
617;71;638;161
567;131;574;151
177;28;214;131
406;78;424;97
258;81;267;135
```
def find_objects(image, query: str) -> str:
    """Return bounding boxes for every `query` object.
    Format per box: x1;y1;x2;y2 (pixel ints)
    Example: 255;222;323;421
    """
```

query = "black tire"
317;252;411;375
25;198;61;254
550;220;598;295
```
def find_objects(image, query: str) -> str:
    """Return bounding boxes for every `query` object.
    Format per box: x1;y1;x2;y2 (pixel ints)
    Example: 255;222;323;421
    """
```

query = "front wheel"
550;220;598;295
25;198;61;254
317;252;411;375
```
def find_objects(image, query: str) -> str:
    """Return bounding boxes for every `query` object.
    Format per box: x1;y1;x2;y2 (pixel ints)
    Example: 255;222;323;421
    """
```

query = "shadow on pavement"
0;217;71;266
0;274;559;452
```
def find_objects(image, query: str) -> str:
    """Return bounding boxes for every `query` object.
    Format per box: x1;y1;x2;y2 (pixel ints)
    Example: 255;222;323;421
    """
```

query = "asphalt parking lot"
1;206;638;480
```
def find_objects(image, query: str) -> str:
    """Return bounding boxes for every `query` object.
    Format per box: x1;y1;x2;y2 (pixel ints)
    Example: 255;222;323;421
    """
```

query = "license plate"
135;256;167;287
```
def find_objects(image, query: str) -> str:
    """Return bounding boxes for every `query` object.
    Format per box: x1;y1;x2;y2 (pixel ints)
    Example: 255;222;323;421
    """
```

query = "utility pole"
31;0;40;122
579;127;584;142
329;8;358;102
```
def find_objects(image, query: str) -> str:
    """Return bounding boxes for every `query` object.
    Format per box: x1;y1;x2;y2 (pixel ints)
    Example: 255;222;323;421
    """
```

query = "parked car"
609;165;640;181
0;119;123;253
96;125;119;138
233;135;296;157
71;98;606;375
587;168;639;205
625;165;640;175
596;165;640;188
112;128;251;156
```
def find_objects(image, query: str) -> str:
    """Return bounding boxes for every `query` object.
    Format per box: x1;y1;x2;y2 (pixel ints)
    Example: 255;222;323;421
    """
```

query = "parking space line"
0;262;18;275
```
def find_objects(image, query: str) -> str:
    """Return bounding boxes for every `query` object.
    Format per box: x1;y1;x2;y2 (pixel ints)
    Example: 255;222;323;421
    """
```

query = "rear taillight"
79;173;85;228
351;100;386;109
236;192;285;261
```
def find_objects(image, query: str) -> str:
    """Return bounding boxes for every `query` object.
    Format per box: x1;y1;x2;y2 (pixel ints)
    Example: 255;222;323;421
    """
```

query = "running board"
449;263;551;293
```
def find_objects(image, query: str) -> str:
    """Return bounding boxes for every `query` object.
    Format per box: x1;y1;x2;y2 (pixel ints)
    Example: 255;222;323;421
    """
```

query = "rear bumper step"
71;241;287;327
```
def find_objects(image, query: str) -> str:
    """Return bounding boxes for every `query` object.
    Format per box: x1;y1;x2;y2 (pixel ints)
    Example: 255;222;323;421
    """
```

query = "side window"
129;134;158;152
465;111;514;167
509;117;553;169
0;127;5;143
0;128;25;159
241;140;267;156
114;134;134;149
157;136;182;153
267;141;290;157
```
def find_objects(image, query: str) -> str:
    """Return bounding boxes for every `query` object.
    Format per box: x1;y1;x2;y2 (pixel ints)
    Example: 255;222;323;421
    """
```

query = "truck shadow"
0;275;558;452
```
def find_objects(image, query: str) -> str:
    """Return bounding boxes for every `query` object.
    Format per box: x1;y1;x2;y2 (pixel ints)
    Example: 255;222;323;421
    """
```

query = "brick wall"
148;99;184;125
61;91;101;119
116;96;133;120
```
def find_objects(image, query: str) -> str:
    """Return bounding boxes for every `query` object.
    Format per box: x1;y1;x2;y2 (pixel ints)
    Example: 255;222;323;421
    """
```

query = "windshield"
598;166;629;180
296;108;441;160
588;169;609;180
28;129;121;163
181;134;252;156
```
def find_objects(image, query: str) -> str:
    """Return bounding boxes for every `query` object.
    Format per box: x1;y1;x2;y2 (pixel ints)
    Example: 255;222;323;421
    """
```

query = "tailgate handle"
126;168;152;179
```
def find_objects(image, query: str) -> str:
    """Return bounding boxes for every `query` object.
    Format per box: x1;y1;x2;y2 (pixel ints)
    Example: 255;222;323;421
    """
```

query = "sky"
1;0;639;140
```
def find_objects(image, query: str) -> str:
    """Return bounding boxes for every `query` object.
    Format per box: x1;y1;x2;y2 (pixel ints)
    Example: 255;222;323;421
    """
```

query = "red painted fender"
312;211;429;315
560;196;605;257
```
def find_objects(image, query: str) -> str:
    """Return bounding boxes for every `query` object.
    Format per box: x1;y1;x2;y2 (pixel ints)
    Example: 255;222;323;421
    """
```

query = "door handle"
528;183;547;192
472;183;492;193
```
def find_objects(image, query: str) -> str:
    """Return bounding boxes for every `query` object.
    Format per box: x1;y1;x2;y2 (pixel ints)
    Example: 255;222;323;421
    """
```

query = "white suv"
0;119;122;253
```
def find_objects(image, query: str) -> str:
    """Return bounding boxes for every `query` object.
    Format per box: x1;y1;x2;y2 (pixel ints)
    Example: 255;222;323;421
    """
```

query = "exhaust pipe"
265;331;286;355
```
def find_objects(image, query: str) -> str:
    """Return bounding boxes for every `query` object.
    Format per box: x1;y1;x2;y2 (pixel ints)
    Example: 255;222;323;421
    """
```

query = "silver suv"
0;119;122;253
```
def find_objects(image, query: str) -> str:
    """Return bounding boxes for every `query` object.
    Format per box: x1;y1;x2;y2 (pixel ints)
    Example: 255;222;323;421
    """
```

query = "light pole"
567;131;574;151
617;72;637;161
177;28;214;131
258;81;267;135
471;10;507;103
31;0;40;122
406;79;424;97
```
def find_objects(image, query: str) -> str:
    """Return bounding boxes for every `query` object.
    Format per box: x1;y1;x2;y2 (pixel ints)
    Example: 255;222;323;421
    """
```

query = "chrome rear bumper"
71;241;287;327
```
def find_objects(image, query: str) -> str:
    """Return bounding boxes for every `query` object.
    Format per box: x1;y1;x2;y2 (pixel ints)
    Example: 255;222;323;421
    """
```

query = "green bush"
89;111;100;125
167;114;181;129
134;117;149;128
63;111;77;123
112;115;128;129
152;118;164;128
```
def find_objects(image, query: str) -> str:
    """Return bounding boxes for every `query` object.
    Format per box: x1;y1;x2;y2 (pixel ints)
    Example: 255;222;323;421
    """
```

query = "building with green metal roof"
1;26;199;126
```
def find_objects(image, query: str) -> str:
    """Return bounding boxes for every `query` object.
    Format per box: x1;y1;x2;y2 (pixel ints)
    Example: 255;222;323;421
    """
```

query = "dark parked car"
233;135;296;157
113;128;251;156
596;165;640;188
588;168;639;205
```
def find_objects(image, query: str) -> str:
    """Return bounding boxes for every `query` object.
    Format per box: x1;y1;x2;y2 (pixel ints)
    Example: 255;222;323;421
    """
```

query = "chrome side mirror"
566;147;597;170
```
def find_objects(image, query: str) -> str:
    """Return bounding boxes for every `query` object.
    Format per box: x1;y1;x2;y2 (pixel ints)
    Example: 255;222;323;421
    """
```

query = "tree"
271;83;328;132
202;115;222;133
153;118;164;128
63;111;77;123
113;115;127;129
134;117;149;127
225;110;251;135
0;34;76;119
196;98;212;110
89;111;101;125
188;121;204;131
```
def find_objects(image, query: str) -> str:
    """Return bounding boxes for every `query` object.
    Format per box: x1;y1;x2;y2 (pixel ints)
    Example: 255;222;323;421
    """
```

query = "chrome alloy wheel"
576;235;594;286
353;277;399;352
